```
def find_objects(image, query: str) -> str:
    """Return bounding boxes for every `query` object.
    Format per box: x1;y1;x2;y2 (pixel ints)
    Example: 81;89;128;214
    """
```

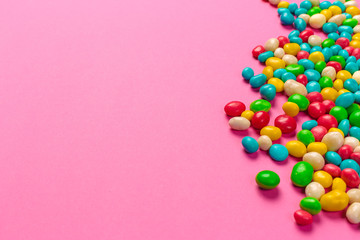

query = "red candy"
322;100;336;113
338;145;353;160
294;209;313;225
326;61;342;72
296;74;308;86
224;101;246;116
341;168;360;188
350;152;360;164
336;37;350;48
307;102;326;119
274;114;297;134
345;46;354;56
252;45;266;59
297;51;310;60
306;92;323;103
251;111;270;129
317;114;338;130
277;36;290;48
323;164;341;177
352;48;360;59
299;29;314;42
311;126;328;142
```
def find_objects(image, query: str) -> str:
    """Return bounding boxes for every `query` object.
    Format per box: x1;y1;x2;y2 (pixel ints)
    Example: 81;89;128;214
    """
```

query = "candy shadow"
257;187;281;200
296;224;313;232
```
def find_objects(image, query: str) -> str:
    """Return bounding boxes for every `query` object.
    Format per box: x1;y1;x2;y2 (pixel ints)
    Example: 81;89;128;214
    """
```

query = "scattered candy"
256;170;280;189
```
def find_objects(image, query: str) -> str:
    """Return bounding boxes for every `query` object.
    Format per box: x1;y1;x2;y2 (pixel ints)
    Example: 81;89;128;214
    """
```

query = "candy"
347;189;360;204
313;170;333;188
344;137;360;150
269;144;289;161
251;111;270;130
297;130;315;146
250;74;267;88
264;38;280;52
260;126;282;141
320;190;349;211
255;170;280;189
305;182;325;199
325;151;342;166
282;102;300;117
286;140;307;158
291;161;314;187
257;135;273;151
340;159;360;173
323;164;341;177
242;136;259;153
307;142;327;155
260;84;277;101
294;209;313;225
349;110;360;127
274;114;297;133
228;117;251;130
321;132;344;151
288;93;310;111
303;152;325;170
346;202;360;224
311;125;327;141
300;197;322;215
341;168;360;188
250;99;271;112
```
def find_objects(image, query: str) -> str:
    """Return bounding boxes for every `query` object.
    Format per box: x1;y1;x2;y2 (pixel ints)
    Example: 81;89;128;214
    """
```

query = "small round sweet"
340;159;360;173
355;146;360;153
321;67;336;80
346;6;360;16
297;130;315;146
299;14;311;24
302;120;318;131
325;151;342;166
322;132;344;151
282;102;300;117
329;106;348;123
250;74;267;88
323;22;338;34
347;189;360;204
309;13;326;28
324;164;342;177
294;209;313;225
338;145;353;160
288;94;310;111
228;117;251;131
300;197;322;215
274;48;285;58
329;5;342;15
255;170;280;189
291;161;314;187
294;17;306;32
280;12;295;25
308;51;325;64
350;111;360;128
274;114;297;134
266;57;286;70
305;182;325;200
333;79;344;91
320;190;349;212
260;126;282;141
282;54;298;65
308;102;326;119
311;125;327;142
252;45;266;59
307;142;327;156
268;77;285;92
264;38;280;52
308;35;322;47
332;177;346;191
251;111;270;130
242;67;254;80
241;110;254;121
262;66;274;80
346;202;360;224
278;1;290;8
313;170;333;188
320;87;338;102
242;136;259;153
269;144;289;161
344;78;359;93
224;101;246;117
284;80;308;97
322;100;336;113
317;114;338;130
328;14;346;26
257;135;272;151
344;137;360;150
260;84;276;101
307;92;323;103
350;126;360;140
335;92;355;109
286;140;307;158
250;99;271;112
303;152;325;170
341;168;360;188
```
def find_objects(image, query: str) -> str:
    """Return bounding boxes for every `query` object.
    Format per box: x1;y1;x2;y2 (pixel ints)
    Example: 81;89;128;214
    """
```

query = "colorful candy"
256;170;280;189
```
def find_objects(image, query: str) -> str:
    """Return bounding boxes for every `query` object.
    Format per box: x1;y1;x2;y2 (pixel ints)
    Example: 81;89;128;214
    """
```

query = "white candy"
298;14;310;24
303;152;325;170
348;189;360;204
309;14;326;29
328;14;346;26
321;132;344;151
345;1;358;7
321;66;336;80
344;137;360;150
308;35;322;47
284;80;307;96
355;146;360;153
282;54;298;65
353;15;360;23
228;117;250;130
257;135;272;151
269;0;281;5
355;25;360;34
346;202;360;224
352;71;360;84
309;0;320;6
305;182;325;199
264;38;279;52
274;48;285;59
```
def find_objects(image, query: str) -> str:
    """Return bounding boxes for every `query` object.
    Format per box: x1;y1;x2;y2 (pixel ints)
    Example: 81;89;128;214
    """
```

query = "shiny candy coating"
242;136;259;153
229;117;251;131
255;170;280;189
257;135;273;151
300;197;322;215
346;202;360;224
321;132;344;151
291;161;314;187
323;164;341;178
251;111;270;130
313;170;333;188
332;177;347;192
286;140;307;158
341;168;360;188
347;189;360;204
269;144;289;161
320;190;349;212
260;126;282;141
305;182;325;200
294;209;313;225
303;152;325;170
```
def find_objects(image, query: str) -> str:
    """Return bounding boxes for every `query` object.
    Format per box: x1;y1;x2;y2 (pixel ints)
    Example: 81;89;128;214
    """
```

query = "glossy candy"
257;135;272;151
303;152;325;170
250;99;271;112
242;136;259;153
269;144;289;161
256;170;280;189
274;114;297;134
346;203;360;224
229;117;251;130
224;101;246;116
300;197;322;215
320;190;350;211
294;209;313;225
291;161;314;187
305;182;325;200
341;168;360;188
251;111;270;130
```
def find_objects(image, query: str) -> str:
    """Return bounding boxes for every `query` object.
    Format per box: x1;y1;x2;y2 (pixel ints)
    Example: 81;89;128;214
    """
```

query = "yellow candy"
313;170;333;188
282;102;299;117
260;126;282;141
285;140;307;158
353;33;360;41
321;87;338;102
283;43;301;56
338;89;350;95
262;66;274;80
320;190;349;211
265;57;286;70
346;6;360;17
329;5;342;16
307;142;327;155
268;78;284;92
350;40;360;49
337;70;352;81
329;128;344;137
333;79;343;91
308;51;325;64
277;1;289;8
332;178;347;192
320;9;332;21
241;110;254;121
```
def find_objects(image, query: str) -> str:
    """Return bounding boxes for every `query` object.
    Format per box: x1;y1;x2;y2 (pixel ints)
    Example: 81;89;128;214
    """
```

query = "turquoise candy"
294;18;306;32
242;67;254;81
340;159;360;173
278;8;291;15
282;72;297;82
319;1;331;9
333;1;346;12
350;126;360;140
242;136;259;153
335;92;355;108
300;0;312;10
302;120;318;130
338;119;350;136
345;63;359;75
339;50;350;60
325;151;342;166
300;43;312;53
260;84;276;101
355;91;360;103
274;69;287;79
298;59;315;70
322;22;338;34
306;82;321;92
250;74;267;88
328;33;340;41
288;3;298;13
280;12;295;25
344;78;359;92
295;8;308;17
290;37;303;45
288;30;300;39
258;51;274;63
269;144;289;161
304;69;321;82
338;26;353;35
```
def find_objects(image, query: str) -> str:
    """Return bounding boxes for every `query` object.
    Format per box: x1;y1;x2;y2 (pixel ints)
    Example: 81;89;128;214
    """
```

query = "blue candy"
278;8;291;15
282;72;296;82
269;144;289;161
338;119;350;136
302;120;318;130
306;81;321;92
347;56;357;64
319;1;331;9
300;43;311;52
335;92;355;108
343;13;352;19
300;0;312;10
290;37;303;45
281;12;295;25
323;22;338;34
330;45;342;55
249;74;267;88
350;126;360;140
340;159;360;173
288;3;298;13
355;91;360;103
344;78;359;92
322;48;333;62
304;69;321;82
258;51;274;63
295;8;308;17
333;1;346;12
338;25;354;34
310;46;323;54
328;32;340;41
340;32;352;41
345;62;359;75
288;30;300;39
242;137;259;153
339;49;350;60
294;18;307;32
242;67;254;81
325;151;342;166
260;84;276;101
274;69;287;79
298;59;315;69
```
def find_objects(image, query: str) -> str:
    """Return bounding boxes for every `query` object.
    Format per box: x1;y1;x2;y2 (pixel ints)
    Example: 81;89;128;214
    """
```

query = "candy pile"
225;0;360;226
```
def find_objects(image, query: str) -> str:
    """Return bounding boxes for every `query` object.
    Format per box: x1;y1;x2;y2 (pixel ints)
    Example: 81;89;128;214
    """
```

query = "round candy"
308;102;326;119
303;152;325;170
242;67;254;80
251;111;270;130
250;74;267;88
302;120;317;130
257;135;272;151
338;145;353;160
340;159;360;173
291;161;314;187
305;182;325;200
329;106;348;123
322;132;344;151
274;114;297;134
332;177;346;192
282;102;300;117
297;129;315;146
294;209;313;225
341;168;360;188
346;202;360;224
260;84;277;101
286;140;307;158
228;117;251;130
253;45;266;59
350;111;360;128
311;125;327;142
347;189;360;204
317;114;338;130
325;151;342;166
269;144;289;161
255;170;280;189
300;197;322;215
335;92;355;108
288;94;310;111
242;136;259;153
306;142;327;156
250;99;271;112
313;170;333;188
224;101;246;116
344;137;360;150
260;126;282;141
323;164;342;177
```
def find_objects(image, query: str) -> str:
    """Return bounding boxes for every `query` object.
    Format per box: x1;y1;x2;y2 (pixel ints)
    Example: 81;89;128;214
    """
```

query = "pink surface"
0;0;360;239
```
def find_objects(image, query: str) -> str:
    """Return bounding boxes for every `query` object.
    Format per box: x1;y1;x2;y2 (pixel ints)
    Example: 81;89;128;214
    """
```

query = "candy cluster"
225;0;360;226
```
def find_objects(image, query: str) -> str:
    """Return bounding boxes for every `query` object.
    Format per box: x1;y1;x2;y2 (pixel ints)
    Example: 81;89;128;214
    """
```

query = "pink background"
0;0;359;239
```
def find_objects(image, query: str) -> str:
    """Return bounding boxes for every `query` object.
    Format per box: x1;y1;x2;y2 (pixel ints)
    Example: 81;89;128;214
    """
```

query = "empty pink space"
0;0;359;239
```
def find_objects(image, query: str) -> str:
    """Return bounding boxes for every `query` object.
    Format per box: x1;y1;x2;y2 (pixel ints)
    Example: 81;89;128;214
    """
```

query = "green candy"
291;161;314;187
250;99;271;112
347;103;360;115
342;18;358;28
255;170;280;189
330;55;346;68
322;39;335;48
319;76;333;89
315;61;327;73
288;94;310;111
329;106;348;123
349;110;360;128
285;64;305;76
297;130;315;146
300;197;322;215
307;7;321;16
